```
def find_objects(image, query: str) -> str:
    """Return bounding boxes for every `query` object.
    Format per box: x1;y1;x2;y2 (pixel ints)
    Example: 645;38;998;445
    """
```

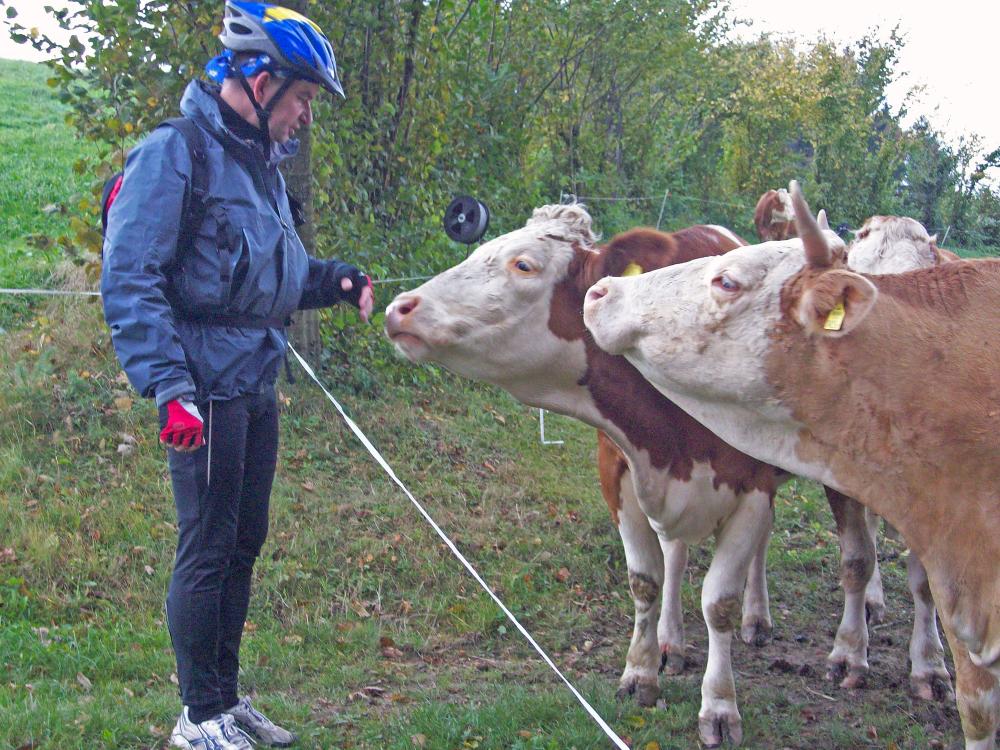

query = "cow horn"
790;180;831;268
816;209;829;230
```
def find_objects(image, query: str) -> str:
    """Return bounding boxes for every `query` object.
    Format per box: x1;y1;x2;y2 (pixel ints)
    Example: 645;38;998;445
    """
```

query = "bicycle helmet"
218;1;344;97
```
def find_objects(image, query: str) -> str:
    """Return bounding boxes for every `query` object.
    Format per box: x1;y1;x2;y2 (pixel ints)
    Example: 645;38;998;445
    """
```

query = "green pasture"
0;57;963;750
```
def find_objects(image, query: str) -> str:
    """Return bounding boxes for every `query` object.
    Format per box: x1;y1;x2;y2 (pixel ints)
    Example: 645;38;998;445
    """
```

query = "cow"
384;209;946;746
754;188;797;242
845;213;961;701
849;214;958;273
583;181;1000;749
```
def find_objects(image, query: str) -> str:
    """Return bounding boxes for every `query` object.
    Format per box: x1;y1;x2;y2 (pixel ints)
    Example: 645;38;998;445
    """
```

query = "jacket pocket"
207;204;252;309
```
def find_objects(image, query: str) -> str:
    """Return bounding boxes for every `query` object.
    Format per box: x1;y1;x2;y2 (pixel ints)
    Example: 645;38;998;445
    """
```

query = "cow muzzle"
583;278;640;356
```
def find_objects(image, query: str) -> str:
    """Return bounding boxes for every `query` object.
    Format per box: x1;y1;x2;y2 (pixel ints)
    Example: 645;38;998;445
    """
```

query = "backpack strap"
156;117;210;252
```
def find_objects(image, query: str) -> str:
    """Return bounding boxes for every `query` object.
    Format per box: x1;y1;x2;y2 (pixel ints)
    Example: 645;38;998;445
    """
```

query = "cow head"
583;182;867;423
847;215;941;274
384;204;601;389
754;188;798;242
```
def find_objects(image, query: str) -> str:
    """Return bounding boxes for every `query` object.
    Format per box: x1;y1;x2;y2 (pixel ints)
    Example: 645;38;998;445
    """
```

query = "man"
101;3;373;748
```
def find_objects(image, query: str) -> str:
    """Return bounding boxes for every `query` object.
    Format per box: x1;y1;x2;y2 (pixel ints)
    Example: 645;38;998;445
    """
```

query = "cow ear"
794;269;877;337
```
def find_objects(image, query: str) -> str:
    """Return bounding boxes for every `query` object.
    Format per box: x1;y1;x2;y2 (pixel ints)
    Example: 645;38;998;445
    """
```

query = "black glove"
334;263;373;308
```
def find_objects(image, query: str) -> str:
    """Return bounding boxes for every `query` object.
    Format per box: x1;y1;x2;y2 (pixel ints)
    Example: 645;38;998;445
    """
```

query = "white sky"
3;1;997;158
726;0;1000;158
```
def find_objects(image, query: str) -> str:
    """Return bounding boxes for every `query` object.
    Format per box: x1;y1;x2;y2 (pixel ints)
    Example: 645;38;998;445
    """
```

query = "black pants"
160;388;279;720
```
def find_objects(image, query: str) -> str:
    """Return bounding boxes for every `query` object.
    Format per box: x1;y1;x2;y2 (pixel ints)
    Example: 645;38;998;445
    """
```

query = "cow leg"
658;537;688;675
698;489;772;748
614;471;664;707
740;508;773;647
824;488;874;689
906;550;954;701
862;509;887;624
941;622;999;750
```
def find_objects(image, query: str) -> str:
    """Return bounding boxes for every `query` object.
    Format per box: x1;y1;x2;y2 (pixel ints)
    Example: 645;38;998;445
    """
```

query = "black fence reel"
443;195;490;244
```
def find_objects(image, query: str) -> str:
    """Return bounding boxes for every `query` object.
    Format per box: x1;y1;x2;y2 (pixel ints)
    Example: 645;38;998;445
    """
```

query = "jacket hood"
180;80;299;163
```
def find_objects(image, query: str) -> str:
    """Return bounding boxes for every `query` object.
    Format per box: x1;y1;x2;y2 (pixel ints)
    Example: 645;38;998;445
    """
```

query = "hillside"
0;57;97;327
0;57;963;750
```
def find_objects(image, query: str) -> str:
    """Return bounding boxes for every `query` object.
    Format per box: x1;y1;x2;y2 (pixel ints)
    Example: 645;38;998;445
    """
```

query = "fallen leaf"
114;396;133;412
144;565;155;576
381;646;405;659
867;726;878;740
644;742;662;750
411;734;426;748
379;636;396;648
555;567;570;583
301;480;316;492
169;673;179;686
76;672;92;692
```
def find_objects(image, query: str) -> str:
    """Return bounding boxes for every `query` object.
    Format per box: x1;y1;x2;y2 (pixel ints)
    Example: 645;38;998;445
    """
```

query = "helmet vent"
229;22;253;35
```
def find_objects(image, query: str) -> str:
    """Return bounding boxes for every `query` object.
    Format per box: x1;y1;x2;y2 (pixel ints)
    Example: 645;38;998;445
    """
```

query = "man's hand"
159;399;204;452
340;274;375;323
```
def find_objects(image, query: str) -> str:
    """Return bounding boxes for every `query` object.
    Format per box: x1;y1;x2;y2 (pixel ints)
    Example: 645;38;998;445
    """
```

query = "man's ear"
250;71;273;105
794;269;877;337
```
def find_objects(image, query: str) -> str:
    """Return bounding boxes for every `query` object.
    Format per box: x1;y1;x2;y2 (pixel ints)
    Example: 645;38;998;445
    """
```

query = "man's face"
261;76;320;144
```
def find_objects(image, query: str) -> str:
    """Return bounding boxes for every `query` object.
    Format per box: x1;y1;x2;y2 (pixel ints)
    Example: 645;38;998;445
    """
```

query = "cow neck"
549;245;778;498
769;259;1000;564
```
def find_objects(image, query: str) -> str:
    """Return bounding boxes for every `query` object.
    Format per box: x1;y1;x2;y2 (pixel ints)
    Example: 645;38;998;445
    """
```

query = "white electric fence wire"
0;287;101;297
286;344;629;750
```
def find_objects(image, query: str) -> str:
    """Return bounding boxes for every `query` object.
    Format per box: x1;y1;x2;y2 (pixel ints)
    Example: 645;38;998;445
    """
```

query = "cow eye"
712;273;740;292
513;258;535;273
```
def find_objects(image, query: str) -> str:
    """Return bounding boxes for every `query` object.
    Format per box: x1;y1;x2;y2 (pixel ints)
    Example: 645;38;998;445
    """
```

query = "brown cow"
584;181;1000;749
753;188;797;242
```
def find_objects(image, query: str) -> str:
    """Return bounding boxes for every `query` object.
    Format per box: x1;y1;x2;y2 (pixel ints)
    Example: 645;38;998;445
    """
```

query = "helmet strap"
235;69;296;157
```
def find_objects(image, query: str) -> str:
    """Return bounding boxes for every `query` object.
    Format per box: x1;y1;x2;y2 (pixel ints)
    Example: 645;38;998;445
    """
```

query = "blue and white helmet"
217;1;344;98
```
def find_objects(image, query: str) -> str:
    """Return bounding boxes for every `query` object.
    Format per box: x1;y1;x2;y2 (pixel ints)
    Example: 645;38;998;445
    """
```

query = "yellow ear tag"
622;262;644;277
823;301;846;331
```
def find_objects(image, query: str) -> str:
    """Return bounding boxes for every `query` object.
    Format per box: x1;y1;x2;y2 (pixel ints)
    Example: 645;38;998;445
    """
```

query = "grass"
0;59;965;750
0;288;965;750
0;57;98;329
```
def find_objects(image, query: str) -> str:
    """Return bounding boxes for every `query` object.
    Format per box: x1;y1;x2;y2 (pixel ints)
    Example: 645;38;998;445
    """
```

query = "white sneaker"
226;697;297;747
170;707;255;750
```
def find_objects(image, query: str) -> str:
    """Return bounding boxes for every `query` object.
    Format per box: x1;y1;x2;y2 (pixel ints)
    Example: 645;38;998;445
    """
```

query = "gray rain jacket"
102;80;357;406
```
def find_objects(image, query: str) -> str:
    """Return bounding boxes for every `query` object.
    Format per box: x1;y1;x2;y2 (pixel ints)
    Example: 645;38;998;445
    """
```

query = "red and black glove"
159;399;204;450
337;265;373;309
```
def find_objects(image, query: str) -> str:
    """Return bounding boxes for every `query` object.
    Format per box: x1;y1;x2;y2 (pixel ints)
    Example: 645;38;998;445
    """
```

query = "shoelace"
240;700;272;728
219;714;257;748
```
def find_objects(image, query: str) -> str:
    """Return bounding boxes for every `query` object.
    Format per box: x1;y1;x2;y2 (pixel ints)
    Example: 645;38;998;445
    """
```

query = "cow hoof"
864;599;886;625
827;660;867;689
699;711;743;747
660;650;686;675
616;677;659;707
910;673;955;703
740;619;772;647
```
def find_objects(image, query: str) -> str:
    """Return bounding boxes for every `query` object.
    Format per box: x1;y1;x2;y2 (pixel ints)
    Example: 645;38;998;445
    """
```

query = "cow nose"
385;293;421;333
586;283;609;303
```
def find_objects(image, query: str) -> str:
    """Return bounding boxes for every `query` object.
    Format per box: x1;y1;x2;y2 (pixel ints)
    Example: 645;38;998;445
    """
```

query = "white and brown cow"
754;188;797;242
849;214;959;273
385;208;945;745
583;182;1000;749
